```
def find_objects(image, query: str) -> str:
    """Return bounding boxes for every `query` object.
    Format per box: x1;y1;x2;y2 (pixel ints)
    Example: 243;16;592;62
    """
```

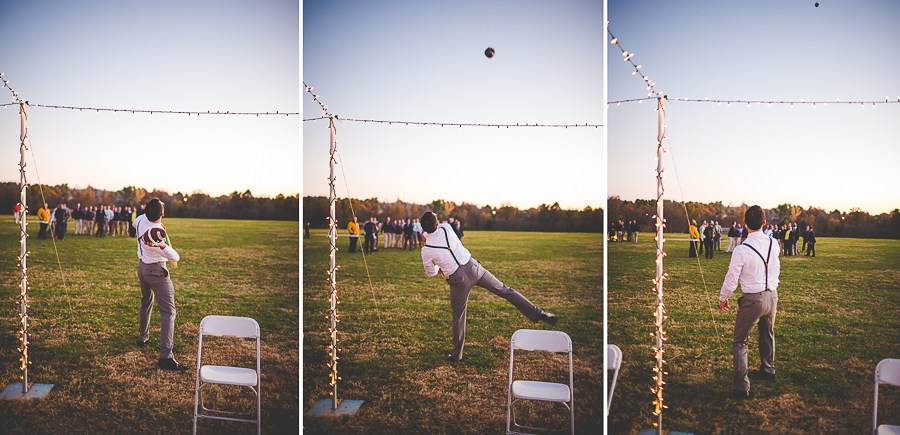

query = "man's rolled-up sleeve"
719;251;744;301
422;250;438;277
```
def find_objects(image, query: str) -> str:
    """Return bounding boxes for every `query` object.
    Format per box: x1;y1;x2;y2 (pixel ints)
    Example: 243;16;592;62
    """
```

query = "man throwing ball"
419;211;557;362
719;205;780;398
132;198;186;371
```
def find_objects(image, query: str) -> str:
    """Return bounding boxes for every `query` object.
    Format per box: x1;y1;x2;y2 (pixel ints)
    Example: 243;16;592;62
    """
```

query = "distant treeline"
0;182;299;221
608;196;900;239
303;197;603;233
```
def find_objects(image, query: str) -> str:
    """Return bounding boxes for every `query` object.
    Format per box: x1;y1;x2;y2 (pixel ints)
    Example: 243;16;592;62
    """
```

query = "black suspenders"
743;238;773;290
424;227;461;266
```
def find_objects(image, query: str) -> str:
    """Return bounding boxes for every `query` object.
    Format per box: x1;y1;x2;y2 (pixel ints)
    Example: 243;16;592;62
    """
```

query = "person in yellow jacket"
689;219;700;258
347;216;361;253
37;202;51;239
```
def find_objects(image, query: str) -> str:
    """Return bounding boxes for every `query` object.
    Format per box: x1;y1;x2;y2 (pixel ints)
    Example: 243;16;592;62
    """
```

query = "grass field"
0;217;299;434
302;230;603;434
608;233;900;434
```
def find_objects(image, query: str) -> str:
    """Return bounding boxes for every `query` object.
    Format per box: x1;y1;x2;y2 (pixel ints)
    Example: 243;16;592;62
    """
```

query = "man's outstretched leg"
470;260;557;324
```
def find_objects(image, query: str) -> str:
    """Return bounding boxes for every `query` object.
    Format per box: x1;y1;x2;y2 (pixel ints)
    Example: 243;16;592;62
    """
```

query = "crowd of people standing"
609;220;640;243
686;219;817;258
31;202;143;240
347;215;464;254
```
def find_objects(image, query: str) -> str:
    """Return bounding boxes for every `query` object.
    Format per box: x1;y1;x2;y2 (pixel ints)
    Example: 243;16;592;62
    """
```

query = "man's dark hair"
145;198;165;221
421;211;438;233
744;205;765;230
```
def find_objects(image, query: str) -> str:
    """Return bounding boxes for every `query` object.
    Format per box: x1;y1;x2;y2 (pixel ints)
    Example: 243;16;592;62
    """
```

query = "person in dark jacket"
404;219;414;251
805;227;816;257
363;217;378;253
54;203;70;240
704;222;716;259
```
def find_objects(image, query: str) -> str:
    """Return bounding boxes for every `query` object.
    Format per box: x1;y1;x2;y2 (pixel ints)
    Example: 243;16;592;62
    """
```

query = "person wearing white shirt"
419;211;557;362
412;218;422;248
718;205;780;399
698;220;708;256
133;198;186;372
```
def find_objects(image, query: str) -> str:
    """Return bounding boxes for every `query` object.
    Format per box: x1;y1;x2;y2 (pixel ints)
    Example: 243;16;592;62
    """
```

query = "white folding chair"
874;359;900;435
193;315;261;435
506;329;574;435
606;344;622;416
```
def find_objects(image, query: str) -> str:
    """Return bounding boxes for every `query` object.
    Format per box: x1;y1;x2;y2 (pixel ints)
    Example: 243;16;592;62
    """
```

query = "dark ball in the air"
485;47;495;58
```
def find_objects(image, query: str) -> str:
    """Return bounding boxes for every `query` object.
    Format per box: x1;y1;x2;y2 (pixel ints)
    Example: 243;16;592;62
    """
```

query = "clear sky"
303;0;604;211
608;1;900;215
0;0;299;199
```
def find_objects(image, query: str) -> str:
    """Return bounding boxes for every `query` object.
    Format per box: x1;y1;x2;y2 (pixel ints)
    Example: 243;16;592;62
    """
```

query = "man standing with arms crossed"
133;198;187;371
719;205;780;399
419;211;557;362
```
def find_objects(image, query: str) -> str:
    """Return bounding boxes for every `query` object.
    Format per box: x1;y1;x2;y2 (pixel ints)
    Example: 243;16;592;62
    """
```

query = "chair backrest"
877;359;900;387
200;315;260;339
606;344;622;371
511;329;571;353
606;344;622;415
873;359;900;433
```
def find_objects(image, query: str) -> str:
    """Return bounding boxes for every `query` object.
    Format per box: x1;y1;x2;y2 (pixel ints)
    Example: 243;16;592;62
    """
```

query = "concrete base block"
305;399;364;416
0;383;54;400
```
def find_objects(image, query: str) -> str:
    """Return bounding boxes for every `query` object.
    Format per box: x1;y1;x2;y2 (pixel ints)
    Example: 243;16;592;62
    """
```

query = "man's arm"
719;250;745;308
154;243;180;263
421;249;439;278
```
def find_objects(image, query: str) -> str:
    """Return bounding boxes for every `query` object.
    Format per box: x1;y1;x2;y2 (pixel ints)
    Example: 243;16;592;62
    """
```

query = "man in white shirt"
419;211;557;362
719;205;780;399
412;218;422;248
698;220;708;256
133;198;186;371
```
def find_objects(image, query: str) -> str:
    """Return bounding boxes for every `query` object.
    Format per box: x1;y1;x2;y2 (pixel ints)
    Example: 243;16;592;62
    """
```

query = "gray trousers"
138;261;176;359
732;290;777;392
447;258;543;360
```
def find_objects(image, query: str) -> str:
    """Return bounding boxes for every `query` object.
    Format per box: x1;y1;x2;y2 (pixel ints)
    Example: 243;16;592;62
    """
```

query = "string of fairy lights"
2;72;22;103
5;102;298;116
306;82;343;409
608;24;660;100
610;96;900;108
16;102;31;392
650;97;667;430
3;74;298;116
302;81;600;128
304;116;601;128
605;27;899;109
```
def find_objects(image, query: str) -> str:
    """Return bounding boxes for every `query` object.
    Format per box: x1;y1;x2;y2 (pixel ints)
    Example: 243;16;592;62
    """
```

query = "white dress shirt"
421;223;472;277
132;214;180;264
719;230;780;301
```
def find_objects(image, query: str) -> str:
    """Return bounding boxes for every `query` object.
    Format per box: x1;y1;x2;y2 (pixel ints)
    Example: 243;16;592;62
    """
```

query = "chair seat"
511;380;570;402
200;365;258;387
878;425;900;435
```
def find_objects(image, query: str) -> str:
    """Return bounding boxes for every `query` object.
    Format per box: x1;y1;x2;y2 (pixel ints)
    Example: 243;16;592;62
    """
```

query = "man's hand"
146;240;167;249
719;299;730;313
438;269;446;279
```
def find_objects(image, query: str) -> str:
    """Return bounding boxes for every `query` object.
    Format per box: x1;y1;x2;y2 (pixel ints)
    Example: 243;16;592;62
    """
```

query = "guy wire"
27;135;75;316
334;148;386;339
660;121;729;353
